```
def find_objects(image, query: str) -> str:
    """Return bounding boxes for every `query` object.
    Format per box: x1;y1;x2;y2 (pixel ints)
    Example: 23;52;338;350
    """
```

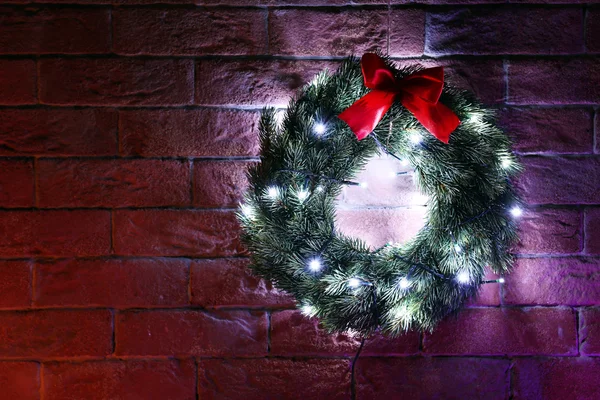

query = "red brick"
198;358;350;400
0;109;117;156
587;7;600;53
116;310;267;356
427;7;583;56
37;159;190;208
39;58;193;106
518;156;600;205
269;9;388;56
190;258;294;308
34;258;189;308
499;107;594;154
467;268;502;306
0;362;39;400
0;210;110;257
513;358;600;400
120;109;259;157
0;59;36;104
200;0;350;4
193;160;252;208
585;208;600;254
508;58;600;105
0;159;34;207
412;58;506;104
505;257;600;306
0;310;111;358
44;359;195;400
423;307;577;355
114;8;267;55
388;9;426;56
580;307;600;355
356;357;509;400
196;59;336;106
113;210;242;257
0;261;31;308
596;111;600;154
0;7;109;54
516;208;582;254
270;310;420;356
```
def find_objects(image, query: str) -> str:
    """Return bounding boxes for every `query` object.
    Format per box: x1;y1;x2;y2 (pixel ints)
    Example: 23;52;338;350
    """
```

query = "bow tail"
338;90;396;140
401;95;460;144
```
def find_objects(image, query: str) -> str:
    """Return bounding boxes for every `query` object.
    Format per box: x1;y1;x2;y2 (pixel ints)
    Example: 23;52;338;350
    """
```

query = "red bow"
338;53;460;144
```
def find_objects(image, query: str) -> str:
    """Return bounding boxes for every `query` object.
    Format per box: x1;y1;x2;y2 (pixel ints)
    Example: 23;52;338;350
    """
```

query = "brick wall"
0;1;598;399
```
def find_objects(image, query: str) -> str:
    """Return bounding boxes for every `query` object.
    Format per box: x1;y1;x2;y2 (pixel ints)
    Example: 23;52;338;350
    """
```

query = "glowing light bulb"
388;170;397;179
400;159;409;166
468;113;483;124
301;304;315;316
297;189;309;201
348;278;362;288
266;186;279;199
359;182;368;189
240;204;256;219
501;157;512;169
510;206;523;218
394;304;411;320
456;271;470;284
454;244;462;253
275;109;286;127
409;133;422;145
316;185;324;192
314;123;326;135
498;277;505;284
398;277;410;289
308;258;322;272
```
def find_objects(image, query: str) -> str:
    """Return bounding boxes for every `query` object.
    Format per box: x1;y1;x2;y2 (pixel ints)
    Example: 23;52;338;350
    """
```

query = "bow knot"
338;53;460;144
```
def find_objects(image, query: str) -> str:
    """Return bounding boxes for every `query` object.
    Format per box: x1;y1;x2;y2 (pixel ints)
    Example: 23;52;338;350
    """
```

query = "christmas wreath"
238;53;522;336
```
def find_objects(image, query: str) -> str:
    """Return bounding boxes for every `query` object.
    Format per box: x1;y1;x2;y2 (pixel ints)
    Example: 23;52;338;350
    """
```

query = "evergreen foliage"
238;56;522;336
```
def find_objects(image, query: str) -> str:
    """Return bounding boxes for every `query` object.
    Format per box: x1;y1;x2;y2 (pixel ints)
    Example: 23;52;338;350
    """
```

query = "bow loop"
338;53;460;144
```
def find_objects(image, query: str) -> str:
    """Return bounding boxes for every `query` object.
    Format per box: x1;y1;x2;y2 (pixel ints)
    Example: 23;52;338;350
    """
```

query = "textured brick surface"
518;157;600;205
198;358;351;400
120;109;259;156
427;7;583;55
508;58;600;104
193;160;253;207
499;107;594;154
190;258;294;308
515;208;582;254
585;208;600;254
513;358;600;400
0;109;118;156
0;160;34;207
0;362;39;400
0;7;110;54
39;58;194;106
0;261;32;308
0;60;36;104
505;257;600;305
116;310;267;356
34;258;189;307
423;307;577;355
113;210;243;256
44;360;196;400
37;159;190;207
0;310;112;358
587;7;600;53
114;8;267;55
269;9;389;56
0;210;110;257
356;357;509;400
580;307;600;355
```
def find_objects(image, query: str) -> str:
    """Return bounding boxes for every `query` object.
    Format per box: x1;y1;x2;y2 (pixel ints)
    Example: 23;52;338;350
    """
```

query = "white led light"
301;304;315;316
388;170;397;179
359;182;368;189
498;277;505;284
400;159;409;166
409;133;422;145
468;113;483;124
240;204;256;219
398;277;410;289
456;271;470;284
510;206;523;218
501;157;512;169
297;189;309;201
347;278;362;288
266;186;279;199
314;123;326;135
316;185;324;192
394;304;411;320
308;258;322;272
454;244;462;253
